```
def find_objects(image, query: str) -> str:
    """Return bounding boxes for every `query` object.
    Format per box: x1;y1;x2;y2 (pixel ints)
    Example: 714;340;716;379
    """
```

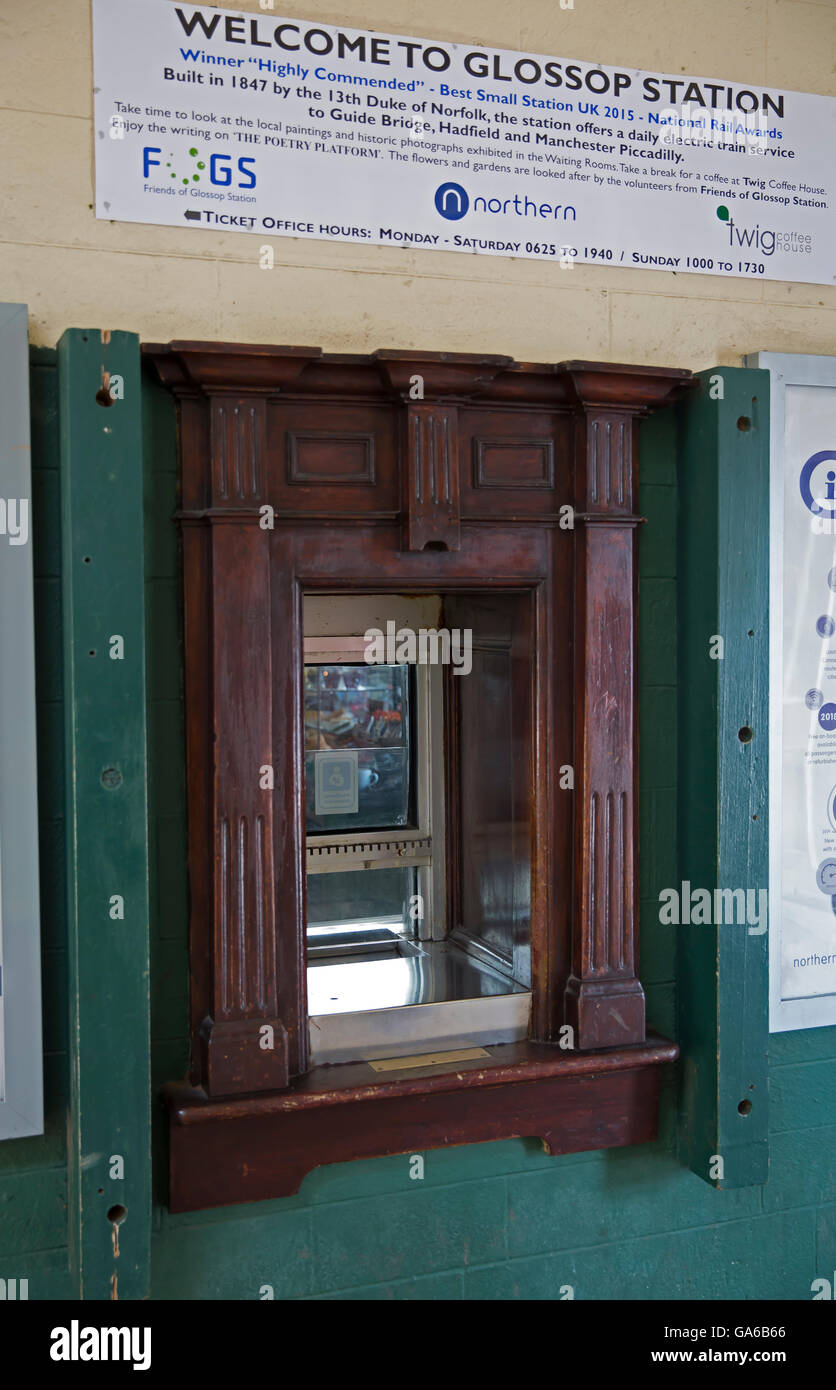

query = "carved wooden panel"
216;811;269;1015
200;521;290;1095
402;403;460;551
287;430;375;486
565;405;644;1048
587;411;631;510
473;437;555;490
267;401;397;514
210;396;264;504
460;407;570;518
142;340;691;1170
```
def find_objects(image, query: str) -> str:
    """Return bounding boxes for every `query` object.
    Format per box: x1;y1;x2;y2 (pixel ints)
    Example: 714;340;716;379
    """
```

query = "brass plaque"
368;1047;491;1073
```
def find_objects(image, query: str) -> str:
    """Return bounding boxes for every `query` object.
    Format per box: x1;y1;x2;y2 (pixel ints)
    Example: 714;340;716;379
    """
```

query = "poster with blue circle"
761;351;836;1031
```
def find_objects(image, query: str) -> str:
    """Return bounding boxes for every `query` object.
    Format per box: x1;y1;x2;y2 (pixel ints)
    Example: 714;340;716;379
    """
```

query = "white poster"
314;750;359;816
92;1;835;286
752;353;836;1032
0;304;43;1140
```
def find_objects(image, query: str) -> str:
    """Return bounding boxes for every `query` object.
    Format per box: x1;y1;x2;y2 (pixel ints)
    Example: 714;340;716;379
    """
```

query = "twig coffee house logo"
714;199;819;260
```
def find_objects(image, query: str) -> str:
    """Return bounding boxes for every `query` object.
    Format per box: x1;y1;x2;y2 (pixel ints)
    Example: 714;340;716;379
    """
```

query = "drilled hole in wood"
96;386;115;408
738;1100;752;1116
738;726;754;743
737;416;751;431
107;1204;127;1224
747;629;754;637
88;650;96;657
83;556;92;564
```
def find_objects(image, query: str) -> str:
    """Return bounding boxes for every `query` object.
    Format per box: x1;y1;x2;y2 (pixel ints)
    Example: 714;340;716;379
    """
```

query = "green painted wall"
3;354;835;1301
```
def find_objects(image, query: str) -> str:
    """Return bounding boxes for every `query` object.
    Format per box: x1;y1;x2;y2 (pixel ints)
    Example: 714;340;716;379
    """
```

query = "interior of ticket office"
1;0;836;1303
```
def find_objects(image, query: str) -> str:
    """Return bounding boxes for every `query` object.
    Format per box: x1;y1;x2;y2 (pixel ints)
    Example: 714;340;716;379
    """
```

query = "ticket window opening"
303;593;533;1064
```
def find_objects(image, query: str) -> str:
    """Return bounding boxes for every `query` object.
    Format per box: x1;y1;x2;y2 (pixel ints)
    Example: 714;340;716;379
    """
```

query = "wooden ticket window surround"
143;342;689;1213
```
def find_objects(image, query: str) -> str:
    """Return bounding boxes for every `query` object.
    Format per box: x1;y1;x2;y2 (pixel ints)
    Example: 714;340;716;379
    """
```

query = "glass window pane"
304;663;411;832
307;867;414;934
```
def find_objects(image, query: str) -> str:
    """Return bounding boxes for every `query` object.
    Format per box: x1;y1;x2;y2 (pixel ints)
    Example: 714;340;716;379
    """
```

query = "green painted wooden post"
676;366;770;1189
59;330;151;1298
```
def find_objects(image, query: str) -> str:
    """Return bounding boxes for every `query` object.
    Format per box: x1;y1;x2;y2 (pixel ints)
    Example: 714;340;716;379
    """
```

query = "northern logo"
435;182;469;220
434;181;576;223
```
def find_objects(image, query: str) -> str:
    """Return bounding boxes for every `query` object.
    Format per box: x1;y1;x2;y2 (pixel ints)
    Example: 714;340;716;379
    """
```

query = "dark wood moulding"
142;342;690;1212
164;1036;678;1211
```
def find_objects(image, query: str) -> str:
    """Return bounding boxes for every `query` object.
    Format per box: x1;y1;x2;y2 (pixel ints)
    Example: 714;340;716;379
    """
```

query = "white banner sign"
93;1;835;286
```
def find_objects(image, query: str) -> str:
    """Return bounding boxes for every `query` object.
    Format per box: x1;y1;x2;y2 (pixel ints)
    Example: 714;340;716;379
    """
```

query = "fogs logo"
50;1321;151;1371
142;144;256;189
434;180;576;224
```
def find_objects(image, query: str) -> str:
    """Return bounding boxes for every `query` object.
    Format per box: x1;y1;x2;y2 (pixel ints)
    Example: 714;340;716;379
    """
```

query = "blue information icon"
817;615;835;638
799;451;836;519
816;858;836;894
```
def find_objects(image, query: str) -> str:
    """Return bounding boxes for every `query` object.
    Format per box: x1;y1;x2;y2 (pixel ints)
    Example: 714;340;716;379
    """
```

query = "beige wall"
2;0;834;366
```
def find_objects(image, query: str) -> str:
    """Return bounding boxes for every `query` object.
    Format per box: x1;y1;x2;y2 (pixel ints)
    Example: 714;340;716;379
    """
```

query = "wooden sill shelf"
163;1035;678;1212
